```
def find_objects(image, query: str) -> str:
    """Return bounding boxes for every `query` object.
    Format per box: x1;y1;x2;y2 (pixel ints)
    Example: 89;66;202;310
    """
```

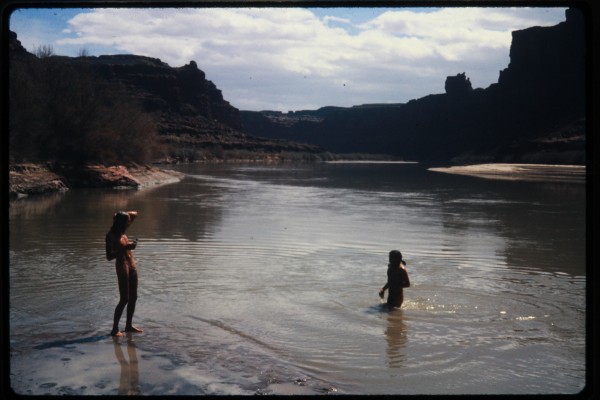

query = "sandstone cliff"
241;8;586;165
8;31;322;166
88;55;244;133
84;54;322;160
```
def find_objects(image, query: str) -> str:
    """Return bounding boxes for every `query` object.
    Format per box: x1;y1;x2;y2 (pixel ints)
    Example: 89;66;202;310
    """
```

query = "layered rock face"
88;56;244;134
242;8;586;164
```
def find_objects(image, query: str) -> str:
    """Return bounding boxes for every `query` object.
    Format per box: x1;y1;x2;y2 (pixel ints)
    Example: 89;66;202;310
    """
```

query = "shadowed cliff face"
8;30;34;60
89;56;244;134
9;30;245;137
8;33;323;163
241;8;586;165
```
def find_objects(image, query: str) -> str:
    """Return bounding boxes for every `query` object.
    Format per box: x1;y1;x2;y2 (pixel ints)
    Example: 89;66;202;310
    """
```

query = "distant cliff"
8;31;321;165
241;8;586;165
77;54;324;160
87;55;244;134
9;7;586;166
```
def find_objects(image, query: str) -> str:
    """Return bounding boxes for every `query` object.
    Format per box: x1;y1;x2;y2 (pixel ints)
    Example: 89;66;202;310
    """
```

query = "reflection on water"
113;334;140;396
385;311;408;369
9;163;586;395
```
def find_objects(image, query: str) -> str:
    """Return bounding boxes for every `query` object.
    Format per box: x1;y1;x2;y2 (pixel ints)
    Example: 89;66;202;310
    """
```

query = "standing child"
106;211;143;336
379;250;410;309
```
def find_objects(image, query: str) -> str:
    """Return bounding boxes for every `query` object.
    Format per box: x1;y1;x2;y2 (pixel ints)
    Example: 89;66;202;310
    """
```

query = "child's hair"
389;250;403;265
112;211;130;234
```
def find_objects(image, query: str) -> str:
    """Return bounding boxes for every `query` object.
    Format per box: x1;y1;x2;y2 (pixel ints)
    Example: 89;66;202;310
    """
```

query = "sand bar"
428;163;585;183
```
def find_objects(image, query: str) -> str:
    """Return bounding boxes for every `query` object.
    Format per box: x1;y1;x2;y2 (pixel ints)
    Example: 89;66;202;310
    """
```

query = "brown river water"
9;162;586;395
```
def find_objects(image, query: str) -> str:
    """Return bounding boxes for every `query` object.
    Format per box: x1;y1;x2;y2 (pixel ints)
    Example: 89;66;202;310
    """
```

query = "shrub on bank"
9;53;163;166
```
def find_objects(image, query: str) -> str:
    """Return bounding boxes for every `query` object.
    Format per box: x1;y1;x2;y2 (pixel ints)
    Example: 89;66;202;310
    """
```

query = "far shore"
428;163;585;183
9;161;586;199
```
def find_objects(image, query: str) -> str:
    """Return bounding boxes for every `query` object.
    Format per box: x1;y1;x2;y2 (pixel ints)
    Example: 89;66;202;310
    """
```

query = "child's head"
389;250;403;266
112;211;131;234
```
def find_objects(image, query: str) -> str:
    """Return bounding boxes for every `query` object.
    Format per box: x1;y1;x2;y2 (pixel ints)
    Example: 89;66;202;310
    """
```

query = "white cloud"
51;7;567;111
324;15;352;25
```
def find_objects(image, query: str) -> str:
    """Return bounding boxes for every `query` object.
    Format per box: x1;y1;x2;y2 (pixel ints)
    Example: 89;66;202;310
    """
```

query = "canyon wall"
241;8;586;164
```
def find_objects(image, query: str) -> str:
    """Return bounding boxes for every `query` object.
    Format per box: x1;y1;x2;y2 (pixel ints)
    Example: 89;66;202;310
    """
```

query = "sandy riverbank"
428;163;585;183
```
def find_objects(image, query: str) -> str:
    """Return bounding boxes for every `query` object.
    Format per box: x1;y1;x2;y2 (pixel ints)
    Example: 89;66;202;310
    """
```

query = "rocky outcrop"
83;54;324;158
498;8;585;98
241;8;586;165
445;73;472;96
78;54;323;159
87;55;243;133
9;164;69;198
9;163;184;198
55;164;141;189
8;30;35;60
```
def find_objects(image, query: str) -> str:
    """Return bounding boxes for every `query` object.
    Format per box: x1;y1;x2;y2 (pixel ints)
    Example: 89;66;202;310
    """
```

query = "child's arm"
127;211;138;225
400;265;410;288
379;283;389;298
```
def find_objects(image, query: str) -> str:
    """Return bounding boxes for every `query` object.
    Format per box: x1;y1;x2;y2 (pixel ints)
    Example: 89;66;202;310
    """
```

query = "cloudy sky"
9;6;568;111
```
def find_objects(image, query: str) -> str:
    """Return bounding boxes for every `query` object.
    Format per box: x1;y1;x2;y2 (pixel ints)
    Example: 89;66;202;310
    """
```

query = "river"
9;162;586;395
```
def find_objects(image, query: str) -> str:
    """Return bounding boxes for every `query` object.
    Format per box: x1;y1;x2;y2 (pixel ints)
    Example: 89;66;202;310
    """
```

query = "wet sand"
9;333;330;396
428;163;585;183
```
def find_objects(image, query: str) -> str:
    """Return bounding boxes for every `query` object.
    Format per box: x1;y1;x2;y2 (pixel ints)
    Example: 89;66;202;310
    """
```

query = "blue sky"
9;6;568;111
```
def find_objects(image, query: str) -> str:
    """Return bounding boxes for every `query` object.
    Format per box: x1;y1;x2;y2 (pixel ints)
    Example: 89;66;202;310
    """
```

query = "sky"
8;6;568;111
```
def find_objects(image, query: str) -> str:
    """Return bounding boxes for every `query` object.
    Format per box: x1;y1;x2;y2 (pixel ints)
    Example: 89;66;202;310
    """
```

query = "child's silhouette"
379;250;410;309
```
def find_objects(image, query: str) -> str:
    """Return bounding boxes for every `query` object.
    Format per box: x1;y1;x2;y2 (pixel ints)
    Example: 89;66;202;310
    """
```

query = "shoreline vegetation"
9;160;586;199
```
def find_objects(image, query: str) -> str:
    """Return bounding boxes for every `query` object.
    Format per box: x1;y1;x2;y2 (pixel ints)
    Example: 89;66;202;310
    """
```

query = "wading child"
379;250;410;309
106;211;143;336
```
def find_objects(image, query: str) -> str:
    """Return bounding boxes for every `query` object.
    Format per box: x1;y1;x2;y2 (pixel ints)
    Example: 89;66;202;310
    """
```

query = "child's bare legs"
111;266;143;335
124;266;143;333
